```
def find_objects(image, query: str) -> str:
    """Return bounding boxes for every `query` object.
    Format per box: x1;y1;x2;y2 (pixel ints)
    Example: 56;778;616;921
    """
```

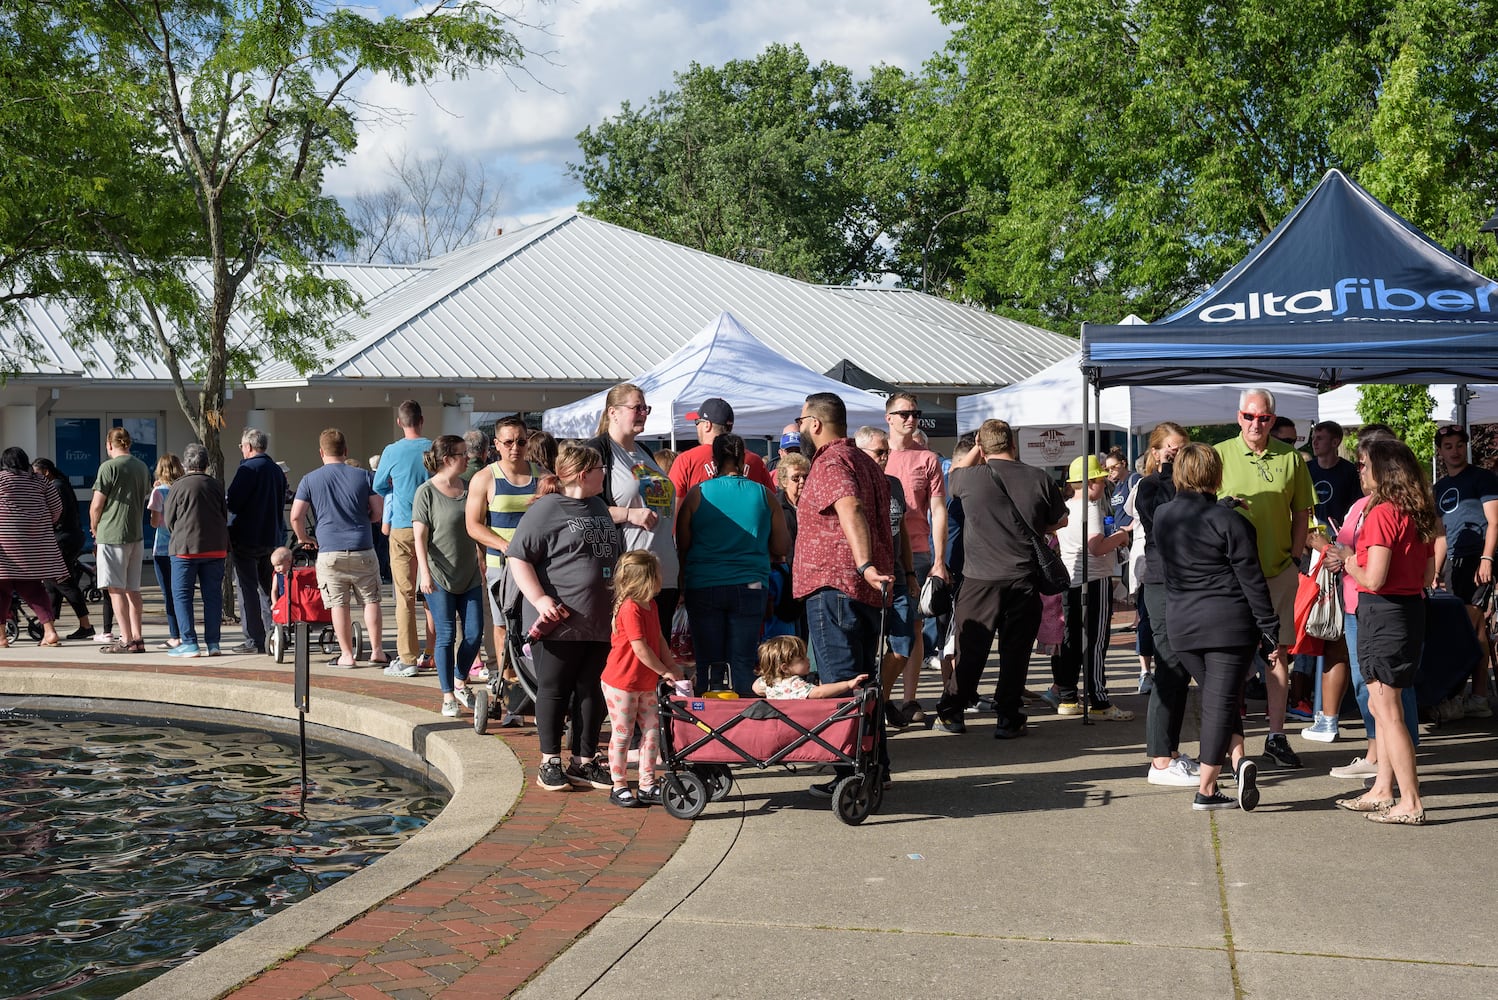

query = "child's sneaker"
564;758;612;790
536;759;569;791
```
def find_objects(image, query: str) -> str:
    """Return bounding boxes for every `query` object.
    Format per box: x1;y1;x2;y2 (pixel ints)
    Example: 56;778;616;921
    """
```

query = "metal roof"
0;260;424;381
251;215;1078;390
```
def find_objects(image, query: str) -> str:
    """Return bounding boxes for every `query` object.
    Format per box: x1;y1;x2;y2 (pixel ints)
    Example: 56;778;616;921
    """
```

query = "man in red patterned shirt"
793;393;894;677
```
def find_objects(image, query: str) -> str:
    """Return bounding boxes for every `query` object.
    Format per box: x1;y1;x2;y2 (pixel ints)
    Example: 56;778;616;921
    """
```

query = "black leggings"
1143;584;1192;758
1174;645;1254;769
47;546;90;622
533;639;608;760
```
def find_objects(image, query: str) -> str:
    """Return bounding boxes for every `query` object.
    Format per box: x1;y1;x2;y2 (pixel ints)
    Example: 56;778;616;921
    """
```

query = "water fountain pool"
0;712;447;999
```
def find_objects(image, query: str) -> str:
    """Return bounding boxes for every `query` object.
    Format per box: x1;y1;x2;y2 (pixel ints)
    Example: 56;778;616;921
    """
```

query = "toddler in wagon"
752;635;866;699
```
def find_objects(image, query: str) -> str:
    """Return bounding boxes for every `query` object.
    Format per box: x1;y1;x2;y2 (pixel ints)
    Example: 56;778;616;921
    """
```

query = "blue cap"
780;431;801;450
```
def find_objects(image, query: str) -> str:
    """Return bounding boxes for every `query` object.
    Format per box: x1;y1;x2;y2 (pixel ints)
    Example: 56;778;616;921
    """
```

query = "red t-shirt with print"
603;598;664;692
1355;502;1431;595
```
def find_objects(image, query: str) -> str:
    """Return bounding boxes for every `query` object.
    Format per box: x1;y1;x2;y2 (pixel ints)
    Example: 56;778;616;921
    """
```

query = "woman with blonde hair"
584;383;677;638
1155;443;1277;811
507;443;624;792
1330;437;1437;825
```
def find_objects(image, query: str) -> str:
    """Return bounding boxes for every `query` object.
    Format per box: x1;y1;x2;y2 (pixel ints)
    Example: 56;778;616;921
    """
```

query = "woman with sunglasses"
1329;437;1436;825
584;383;678;637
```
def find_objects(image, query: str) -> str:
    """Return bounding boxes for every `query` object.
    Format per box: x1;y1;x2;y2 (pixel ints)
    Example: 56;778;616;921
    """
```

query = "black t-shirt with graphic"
1308;458;1361;531
1434;464;1498;558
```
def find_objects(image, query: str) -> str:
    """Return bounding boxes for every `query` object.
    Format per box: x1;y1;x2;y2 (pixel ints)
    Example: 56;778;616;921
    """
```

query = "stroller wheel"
696;764;733;802
832;775;874;826
319;627;337;657
662;771;708;820
351;622;367;662
3;619;16;642
26;619;44;642
270;624;287;664
85;587;103;603
471;686;490;735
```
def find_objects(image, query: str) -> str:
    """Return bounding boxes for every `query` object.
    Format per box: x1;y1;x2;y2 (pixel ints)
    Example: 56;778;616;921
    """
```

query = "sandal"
38;637;62;647
1335;796;1394;813
1367;809;1425;825
127;639;146;653
100;640;133;654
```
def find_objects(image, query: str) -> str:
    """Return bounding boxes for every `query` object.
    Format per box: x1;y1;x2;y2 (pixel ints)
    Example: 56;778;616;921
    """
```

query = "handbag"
1305;549;1345;640
989;465;1071;595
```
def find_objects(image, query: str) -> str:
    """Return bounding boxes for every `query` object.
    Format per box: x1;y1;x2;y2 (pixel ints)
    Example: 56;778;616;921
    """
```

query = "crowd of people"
2;385;1488;824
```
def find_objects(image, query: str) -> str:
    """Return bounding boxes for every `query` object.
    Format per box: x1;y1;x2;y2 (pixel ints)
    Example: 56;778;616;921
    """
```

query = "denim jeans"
426;584;483;695
154;554;180;640
1345;610;1419;745
172;556;225;648
685;583;767;695
885;576;915;658
804;587;881;684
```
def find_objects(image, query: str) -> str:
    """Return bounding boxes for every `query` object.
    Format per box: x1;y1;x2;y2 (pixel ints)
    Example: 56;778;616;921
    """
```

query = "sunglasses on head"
1239;412;1275;424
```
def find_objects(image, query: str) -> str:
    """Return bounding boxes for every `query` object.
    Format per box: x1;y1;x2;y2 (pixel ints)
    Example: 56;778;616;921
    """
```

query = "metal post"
294;621;310;812
1079;373;1092;726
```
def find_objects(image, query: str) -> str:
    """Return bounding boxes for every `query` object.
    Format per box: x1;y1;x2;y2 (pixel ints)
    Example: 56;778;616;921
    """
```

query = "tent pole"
1456;384;1471;464
1079;372;1092;726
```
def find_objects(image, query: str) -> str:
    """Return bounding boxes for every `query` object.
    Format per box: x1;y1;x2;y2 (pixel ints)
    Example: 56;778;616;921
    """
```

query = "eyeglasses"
1239;412;1275;425
888;409;922;420
864;448;890;458
787;474;807;483
1251;455;1275;482
497;437;528;448
615;403;651;415
794;414;815;428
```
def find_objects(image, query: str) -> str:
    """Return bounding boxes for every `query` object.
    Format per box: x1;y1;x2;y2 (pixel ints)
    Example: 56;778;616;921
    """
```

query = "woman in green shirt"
414;435;484;718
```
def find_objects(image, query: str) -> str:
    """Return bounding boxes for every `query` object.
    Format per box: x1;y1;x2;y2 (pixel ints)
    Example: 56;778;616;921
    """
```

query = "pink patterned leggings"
601;681;659;789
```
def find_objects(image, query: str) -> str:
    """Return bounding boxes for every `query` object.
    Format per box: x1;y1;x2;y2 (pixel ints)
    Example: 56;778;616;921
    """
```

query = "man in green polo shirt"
1215;388;1314;769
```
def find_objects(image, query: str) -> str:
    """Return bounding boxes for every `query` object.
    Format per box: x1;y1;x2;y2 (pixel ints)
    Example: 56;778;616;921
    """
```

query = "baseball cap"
685;397;734;426
780;431;801;450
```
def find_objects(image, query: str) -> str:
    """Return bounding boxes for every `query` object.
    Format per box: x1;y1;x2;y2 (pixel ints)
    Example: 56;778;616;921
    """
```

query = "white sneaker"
1463;694;1492;718
1137;672;1155;695
1147;758;1198;786
1175;753;1201;775
1329;756;1378;778
923;656;941;672
441;700;461;718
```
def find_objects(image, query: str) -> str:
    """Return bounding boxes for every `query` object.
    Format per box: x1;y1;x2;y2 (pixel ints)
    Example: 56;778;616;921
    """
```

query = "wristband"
1483;556;1494;562
857;561;875;576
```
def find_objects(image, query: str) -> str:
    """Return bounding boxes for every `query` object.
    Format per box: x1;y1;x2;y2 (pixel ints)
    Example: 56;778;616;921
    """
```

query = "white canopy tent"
1315;383;1498;426
541;311;890;440
956;353;1319;432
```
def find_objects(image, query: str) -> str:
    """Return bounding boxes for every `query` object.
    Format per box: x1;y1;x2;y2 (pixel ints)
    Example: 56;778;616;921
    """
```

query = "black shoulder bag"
989;465;1071;595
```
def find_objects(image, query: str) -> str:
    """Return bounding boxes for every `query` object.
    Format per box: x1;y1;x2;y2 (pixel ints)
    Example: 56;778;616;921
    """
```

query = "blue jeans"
172;556;224;648
1345;610;1419;745
805;587;881;684
886;576;915;658
154;554;180;640
685;583;767;696
426;584;483;695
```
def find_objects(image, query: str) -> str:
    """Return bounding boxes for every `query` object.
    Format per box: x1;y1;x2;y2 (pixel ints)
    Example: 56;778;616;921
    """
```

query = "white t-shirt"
609;441;680;586
1058;495;1112;586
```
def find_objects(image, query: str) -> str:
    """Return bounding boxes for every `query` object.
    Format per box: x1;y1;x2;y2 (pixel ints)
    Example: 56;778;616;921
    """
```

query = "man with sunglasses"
884;392;950;724
467;415;544;720
1430;424;1496;718
1215;388;1315;768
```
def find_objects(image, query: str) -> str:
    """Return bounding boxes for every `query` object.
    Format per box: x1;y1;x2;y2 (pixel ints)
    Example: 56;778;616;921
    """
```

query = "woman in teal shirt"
677;434;790;694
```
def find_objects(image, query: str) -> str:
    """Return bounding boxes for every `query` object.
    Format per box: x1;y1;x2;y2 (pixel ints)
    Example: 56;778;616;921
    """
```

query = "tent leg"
1079;376;1092;727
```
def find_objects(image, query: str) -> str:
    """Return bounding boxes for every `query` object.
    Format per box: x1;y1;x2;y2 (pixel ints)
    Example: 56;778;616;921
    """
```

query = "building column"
4;403;38;460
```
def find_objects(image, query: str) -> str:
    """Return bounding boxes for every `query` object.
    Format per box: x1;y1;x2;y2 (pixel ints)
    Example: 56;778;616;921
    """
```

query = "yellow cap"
1068;455;1107;483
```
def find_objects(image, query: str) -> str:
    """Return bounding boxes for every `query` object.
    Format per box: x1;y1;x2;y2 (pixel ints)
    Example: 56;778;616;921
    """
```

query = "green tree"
4;0;531;474
1357;385;1436;466
916;0;1498;327
570;43;901;285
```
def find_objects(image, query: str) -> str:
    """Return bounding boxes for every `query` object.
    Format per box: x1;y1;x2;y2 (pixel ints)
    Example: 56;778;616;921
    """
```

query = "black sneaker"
993;719;1026;740
64;626;95;641
1192;790;1235;811
1263;734;1302;768
883;702;909;730
932;716;967;734
536;758;569;791
1236;759;1260;812
808;779;836;799
565;758;613;790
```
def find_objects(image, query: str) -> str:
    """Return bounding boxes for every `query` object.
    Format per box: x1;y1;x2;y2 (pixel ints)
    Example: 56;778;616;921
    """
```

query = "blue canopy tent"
1081;169;1498;388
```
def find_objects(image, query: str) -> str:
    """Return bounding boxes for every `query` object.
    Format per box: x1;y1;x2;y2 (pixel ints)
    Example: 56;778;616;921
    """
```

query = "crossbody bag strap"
987;464;1045;544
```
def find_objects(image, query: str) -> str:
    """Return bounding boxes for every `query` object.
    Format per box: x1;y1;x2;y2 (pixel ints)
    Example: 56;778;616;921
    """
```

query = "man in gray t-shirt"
289;429;386;669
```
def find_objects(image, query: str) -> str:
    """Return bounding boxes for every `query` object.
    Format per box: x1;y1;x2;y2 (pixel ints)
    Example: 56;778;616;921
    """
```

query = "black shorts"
1445;554;1480;604
1356;593;1425;689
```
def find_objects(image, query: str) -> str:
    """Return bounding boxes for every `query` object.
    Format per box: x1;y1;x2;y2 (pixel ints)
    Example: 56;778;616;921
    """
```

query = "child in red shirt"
602;550;685;808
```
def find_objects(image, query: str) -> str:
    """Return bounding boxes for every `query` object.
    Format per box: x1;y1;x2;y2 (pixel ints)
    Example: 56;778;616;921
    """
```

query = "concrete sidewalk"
518;649;1498;1000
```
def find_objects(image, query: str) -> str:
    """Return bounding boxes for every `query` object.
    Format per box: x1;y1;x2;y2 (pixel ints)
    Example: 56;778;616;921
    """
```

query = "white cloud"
326;0;952;227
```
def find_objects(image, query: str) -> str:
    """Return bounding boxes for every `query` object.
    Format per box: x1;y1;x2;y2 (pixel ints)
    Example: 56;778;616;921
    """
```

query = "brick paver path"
73;661;690;998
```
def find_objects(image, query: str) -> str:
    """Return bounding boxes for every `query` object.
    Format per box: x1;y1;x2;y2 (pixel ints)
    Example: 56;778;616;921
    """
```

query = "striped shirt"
485;461;541;569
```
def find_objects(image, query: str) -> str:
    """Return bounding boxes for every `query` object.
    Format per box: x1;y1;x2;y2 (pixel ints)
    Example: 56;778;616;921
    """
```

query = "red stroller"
269;544;367;662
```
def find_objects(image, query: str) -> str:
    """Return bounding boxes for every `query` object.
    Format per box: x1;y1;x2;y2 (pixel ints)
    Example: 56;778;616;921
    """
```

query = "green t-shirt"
411;480;482;594
1215;435;1315;577
92;453;151;545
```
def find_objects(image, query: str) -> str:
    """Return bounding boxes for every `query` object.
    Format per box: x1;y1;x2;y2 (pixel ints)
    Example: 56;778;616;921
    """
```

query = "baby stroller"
5;595;45;643
268;543;366;663
471;566;540;735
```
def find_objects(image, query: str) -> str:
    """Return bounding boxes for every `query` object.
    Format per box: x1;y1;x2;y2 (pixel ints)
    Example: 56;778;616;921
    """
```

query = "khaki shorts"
316;549;382;609
97;541;143;590
1266;566;1300;648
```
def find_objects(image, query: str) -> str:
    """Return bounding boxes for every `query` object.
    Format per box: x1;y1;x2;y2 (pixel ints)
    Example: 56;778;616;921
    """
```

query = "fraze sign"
1199;278;1498;323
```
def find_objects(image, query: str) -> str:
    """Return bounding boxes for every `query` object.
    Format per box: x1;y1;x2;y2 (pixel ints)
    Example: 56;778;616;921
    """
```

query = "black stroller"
471;567;540;735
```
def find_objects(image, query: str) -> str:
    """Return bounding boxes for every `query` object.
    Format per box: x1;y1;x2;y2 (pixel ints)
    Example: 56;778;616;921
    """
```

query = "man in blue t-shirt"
290;428;386;669
373;400;432;673
1431;424;1498;717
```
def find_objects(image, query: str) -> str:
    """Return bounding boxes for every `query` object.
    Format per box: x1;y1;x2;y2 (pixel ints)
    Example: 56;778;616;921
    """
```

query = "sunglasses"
1239;412;1275;425
497;437;528;448
888;409;922;420
864;448;890;458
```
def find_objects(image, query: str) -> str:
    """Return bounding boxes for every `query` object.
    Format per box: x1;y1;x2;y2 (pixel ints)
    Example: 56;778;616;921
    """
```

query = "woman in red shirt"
1333;438;1437;825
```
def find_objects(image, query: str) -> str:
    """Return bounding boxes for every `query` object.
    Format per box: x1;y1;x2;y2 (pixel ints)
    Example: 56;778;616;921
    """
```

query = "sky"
326;0;955;231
